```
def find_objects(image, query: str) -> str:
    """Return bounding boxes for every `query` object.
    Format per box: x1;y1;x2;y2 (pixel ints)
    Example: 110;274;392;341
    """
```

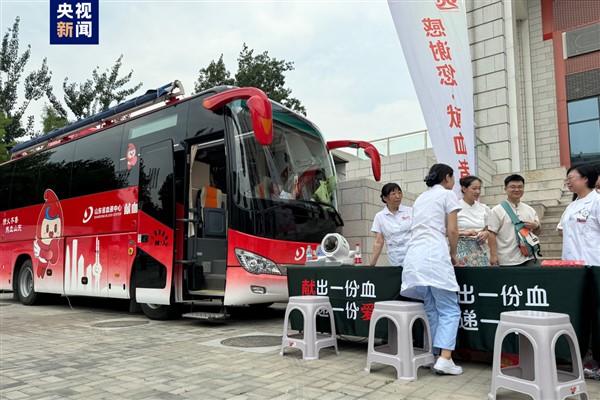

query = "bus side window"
0;162;14;212
71;125;124;198
10;153;45;209
36;142;75;201
186;96;225;139
120;103;189;187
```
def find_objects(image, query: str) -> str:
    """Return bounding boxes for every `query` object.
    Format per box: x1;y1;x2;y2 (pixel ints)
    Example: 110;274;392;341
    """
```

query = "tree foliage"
41;104;68;134
194;54;234;94
62;55;143;120
194;43;305;115
0;17;58;144
0;111;11;162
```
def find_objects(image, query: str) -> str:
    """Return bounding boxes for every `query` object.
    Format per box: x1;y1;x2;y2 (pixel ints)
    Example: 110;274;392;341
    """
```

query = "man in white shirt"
488;174;542;266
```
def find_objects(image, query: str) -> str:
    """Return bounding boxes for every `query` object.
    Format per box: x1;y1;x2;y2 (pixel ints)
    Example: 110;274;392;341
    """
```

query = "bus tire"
17;260;42;306
141;303;183;320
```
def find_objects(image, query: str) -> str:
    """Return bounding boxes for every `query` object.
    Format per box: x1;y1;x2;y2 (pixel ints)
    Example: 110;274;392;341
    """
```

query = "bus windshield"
230;101;338;212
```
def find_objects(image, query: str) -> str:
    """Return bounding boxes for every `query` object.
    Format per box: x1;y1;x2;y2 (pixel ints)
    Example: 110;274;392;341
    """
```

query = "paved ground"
1;292;599;400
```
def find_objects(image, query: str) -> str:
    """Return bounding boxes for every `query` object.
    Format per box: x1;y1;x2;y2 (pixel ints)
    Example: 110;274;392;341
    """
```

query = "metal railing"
355;129;431;160
350;130;489;160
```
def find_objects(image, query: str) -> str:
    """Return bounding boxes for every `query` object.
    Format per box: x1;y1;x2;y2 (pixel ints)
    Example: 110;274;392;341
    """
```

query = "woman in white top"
456;176;491;266
557;167;600;236
401;163;463;375
369;183;412;266
561;164;600;265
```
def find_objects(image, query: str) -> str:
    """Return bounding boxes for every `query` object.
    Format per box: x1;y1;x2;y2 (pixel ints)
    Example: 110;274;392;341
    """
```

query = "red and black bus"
0;81;380;319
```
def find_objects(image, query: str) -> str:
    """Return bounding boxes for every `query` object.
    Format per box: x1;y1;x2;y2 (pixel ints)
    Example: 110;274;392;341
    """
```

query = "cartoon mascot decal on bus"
126;143;137;170
33;189;64;278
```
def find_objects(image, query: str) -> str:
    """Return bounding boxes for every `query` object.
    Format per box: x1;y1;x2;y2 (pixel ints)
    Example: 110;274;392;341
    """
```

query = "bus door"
134;139;176;305
187;142;228;294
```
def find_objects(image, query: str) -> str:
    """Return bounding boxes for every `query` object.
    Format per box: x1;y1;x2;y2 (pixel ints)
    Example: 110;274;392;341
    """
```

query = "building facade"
470;0;600;173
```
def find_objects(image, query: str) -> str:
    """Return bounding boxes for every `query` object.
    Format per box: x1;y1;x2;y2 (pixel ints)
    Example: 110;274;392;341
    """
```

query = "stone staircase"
537;190;572;259
480;167;567;207
480;166;569;260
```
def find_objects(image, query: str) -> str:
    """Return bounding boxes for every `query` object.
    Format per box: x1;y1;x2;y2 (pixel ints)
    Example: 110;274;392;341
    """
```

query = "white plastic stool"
280;295;339;361
488;310;588;400
365;300;435;381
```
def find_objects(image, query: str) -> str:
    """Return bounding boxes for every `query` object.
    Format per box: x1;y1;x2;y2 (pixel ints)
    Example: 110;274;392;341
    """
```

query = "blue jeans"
415;286;460;354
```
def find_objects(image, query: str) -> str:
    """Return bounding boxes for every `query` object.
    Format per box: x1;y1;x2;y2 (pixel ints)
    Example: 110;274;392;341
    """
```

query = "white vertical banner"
388;0;475;189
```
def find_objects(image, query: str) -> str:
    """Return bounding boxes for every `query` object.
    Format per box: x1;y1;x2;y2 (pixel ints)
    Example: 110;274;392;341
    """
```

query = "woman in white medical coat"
561;163;600;265
401;163;463;375
369;183;412;266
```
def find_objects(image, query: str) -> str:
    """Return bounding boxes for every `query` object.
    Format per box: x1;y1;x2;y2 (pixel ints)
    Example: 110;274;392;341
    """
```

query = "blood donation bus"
0;81;380;320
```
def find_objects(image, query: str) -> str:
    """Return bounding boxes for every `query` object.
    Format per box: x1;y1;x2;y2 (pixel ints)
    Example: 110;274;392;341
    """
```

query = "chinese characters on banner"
50;0;99;45
299;278;551;332
457;283;550;332
388;0;475;192
301;278;376;321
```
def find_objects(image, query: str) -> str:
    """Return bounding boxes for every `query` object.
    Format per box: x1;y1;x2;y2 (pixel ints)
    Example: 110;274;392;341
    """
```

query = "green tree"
62;55;143;119
194;43;305;115
41;104;68;133
194;54;235;94
0;17;58;144
0;111;11;162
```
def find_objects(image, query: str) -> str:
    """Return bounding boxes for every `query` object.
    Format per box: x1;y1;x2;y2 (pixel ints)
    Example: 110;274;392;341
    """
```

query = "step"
543;210;567;219
545;204;569;212
560;193;574;202
538;242;563;252
538;235;562;244
540;220;563;228
182;311;229;320
188;289;225;297
541;216;562;225
539;254;563;259
539;226;562;233
481;198;561;209
539;229;561;236
490;166;567;185
484;179;566;196
538;254;564;260
480;188;564;206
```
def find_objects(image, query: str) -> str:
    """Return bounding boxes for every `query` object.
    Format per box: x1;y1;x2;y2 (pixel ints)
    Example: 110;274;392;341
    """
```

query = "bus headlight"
235;249;282;275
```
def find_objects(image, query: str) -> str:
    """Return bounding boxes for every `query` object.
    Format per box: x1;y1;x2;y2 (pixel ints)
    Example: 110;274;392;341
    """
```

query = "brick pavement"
1;293;599;400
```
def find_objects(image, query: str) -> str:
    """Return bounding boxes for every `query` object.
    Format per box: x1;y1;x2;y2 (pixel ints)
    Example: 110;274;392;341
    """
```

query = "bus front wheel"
141;303;183;320
18;260;42;306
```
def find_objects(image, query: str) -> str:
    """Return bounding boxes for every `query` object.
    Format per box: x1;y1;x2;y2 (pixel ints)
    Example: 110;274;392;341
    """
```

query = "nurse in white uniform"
561;164;600;265
369;183;412;266
401;163;463;375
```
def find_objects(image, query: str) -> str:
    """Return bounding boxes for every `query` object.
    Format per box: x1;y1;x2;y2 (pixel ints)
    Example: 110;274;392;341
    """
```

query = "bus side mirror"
326;140;381;182
203;87;273;146
246;94;273;146
362;146;381;182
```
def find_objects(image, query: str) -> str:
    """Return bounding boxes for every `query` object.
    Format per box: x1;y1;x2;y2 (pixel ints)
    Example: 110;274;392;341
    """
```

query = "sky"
0;0;426;144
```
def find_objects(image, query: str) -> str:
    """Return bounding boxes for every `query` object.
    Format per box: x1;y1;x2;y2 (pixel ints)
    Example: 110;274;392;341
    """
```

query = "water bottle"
316;245;324;257
306;245;313;262
354;243;362;265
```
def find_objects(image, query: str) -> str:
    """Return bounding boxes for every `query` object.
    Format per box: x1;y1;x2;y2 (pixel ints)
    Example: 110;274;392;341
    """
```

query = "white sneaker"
433;357;463;375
